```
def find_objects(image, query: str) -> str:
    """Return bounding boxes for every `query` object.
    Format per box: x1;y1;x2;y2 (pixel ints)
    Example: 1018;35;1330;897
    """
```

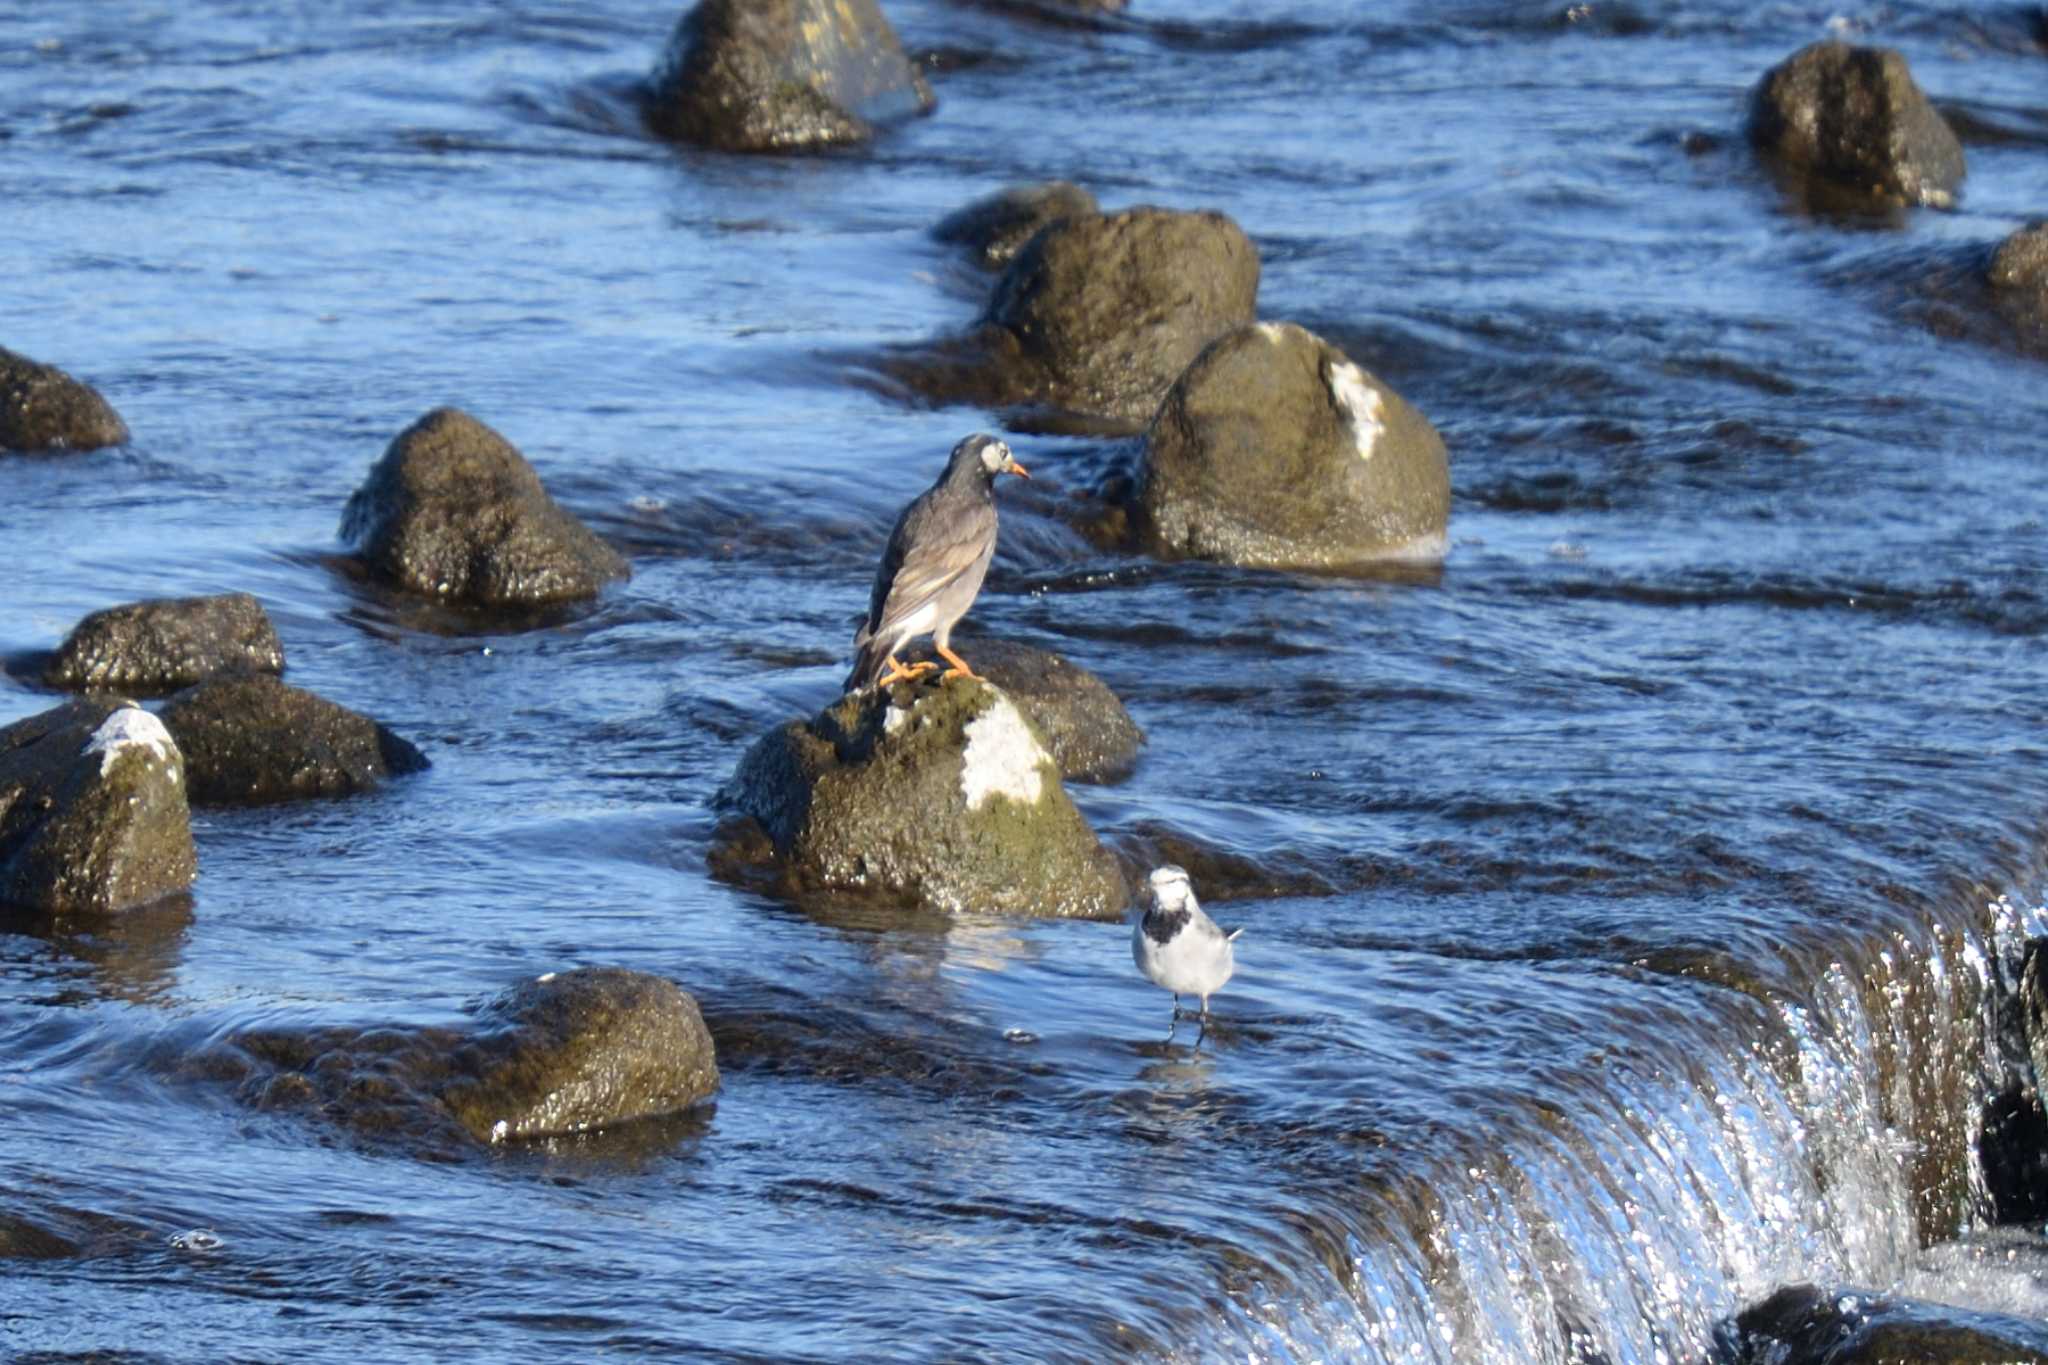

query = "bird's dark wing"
867;490;997;644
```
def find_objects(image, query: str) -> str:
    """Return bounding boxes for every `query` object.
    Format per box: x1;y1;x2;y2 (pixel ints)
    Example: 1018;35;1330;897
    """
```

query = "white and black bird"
845;433;1030;693
1132;865;1241;1038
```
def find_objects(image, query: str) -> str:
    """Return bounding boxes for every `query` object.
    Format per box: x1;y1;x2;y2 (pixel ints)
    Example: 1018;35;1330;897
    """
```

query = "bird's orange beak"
1007;460;1031;480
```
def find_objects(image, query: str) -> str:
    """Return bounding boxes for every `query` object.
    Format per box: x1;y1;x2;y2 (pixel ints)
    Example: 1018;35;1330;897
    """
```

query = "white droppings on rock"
490;1119;509;1144
883;703;911;737
1255;320;1289;343
537;971;556;983
84;707;179;778
1327;360;1386;462
959;693;1047;810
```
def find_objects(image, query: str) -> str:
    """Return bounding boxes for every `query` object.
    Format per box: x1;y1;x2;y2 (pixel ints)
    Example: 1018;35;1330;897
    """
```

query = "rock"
340;407;629;607
0;346;129;453
724;676;1126;916
1726;1283;2048;1364
41;592;285;697
982;206;1261;426
933;182;1098;270
901;638;1141;782
0;1211;78;1259
438;968;719;1143
1746;40;1965;209
644;0;935;153
0;699;196;913
1135;321;1450;568
1990;221;2048;328
157;674;429;805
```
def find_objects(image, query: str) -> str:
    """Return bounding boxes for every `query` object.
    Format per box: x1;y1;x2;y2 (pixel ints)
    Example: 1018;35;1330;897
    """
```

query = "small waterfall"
1219;882;2047;1363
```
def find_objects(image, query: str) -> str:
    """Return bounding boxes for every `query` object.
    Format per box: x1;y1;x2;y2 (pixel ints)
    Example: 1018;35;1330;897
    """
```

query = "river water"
5;2;2048;1361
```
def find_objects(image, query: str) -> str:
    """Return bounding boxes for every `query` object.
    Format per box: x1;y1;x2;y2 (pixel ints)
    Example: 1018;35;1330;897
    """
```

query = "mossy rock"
0;346;129;453
1747;40;1964;208
158;674;428;805
42;592;284;697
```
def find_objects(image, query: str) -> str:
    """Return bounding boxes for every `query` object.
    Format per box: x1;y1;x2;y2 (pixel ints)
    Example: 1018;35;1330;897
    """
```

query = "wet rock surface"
1723;1282;2048;1364
901;637;1141;783
39;592;285;697
0;699;196;913
1135;321;1451;568
340;406;629;607
1746;40;1965;209
721;676;1126;916
644;0;935;153
932;181;1098;271
224;968;718;1153
0;345;129;453
1990;221;2048;334
157;674;429;806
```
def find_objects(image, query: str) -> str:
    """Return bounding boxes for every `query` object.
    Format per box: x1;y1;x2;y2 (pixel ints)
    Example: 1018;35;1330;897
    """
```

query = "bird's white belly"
1132;921;1234;997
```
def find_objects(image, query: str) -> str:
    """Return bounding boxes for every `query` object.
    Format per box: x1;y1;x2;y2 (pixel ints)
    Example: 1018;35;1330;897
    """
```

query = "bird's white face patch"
1326;360;1385;462
1147;865;1193;910
959;693;1047;810
84;706;180;780
977;439;1014;475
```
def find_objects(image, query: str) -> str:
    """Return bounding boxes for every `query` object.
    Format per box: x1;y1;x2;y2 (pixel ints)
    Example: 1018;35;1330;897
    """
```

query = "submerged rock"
1135;322;1449;568
1725;1282;2048;1364
340;407;629;607
1989;221;2048;332
933;182;1098;270
0;346;129;453
41;592;285;697
723;676;1126;916
440;968;720;1143
157;674;429;805
0;699;196;913
901;638;1141;782
981;207;1260;426
1747;41;1965;209
644;0;935;153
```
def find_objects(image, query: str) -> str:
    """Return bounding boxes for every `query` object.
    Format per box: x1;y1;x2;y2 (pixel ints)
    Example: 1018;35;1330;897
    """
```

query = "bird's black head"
947;433;1030;487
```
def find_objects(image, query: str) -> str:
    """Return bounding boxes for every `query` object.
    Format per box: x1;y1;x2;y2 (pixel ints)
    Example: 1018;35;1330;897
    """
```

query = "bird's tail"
1227;928;1245;941
843;631;889;694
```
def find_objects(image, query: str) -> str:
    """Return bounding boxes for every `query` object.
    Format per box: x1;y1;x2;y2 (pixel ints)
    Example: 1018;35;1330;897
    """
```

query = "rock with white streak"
0;698;197;912
720;676;1123;916
1134;321;1449;568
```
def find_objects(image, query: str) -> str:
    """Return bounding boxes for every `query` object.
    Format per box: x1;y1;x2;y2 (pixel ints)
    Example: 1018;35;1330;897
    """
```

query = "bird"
1131;865;1241;1041
845;433;1030;693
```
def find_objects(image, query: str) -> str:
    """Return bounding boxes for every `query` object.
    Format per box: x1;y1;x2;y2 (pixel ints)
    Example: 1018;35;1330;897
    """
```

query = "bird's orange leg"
935;643;979;681
874;654;937;688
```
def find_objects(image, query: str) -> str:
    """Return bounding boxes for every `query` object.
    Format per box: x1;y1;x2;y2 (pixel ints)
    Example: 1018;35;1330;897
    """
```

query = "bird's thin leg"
935;643;979;681
873;653;937;687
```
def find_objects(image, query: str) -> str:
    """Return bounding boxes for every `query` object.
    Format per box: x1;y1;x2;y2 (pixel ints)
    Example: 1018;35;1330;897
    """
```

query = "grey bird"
845;433;1030;693
1132;865;1242;1041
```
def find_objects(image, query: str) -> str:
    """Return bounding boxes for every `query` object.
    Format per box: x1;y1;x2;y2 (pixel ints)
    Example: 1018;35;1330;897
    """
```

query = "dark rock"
1746;40;1965;208
41;592;284;697
981;206;1260;426
901;637;1141;782
723;676;1126;916
1135;321;1450;568
438;968;719;1143
0;346;129;453
1977;1082;2048;1224
1990;220;2048;329
933;182;1098;270
157;674;428;805
0;1211;78;1259
0;698;196;913
644;0;935;153
1725;1283;2048;1364
340;407;629;607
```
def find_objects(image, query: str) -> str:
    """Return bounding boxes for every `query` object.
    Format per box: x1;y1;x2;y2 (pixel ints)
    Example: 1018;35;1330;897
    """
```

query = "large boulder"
340;407;629;607
0;346;129;453
41;592;284;697
933;182;1098;271
1135;322;1450;568
982;207;1261;426
724;676;1126;916
1747;41;1965;209
0;699;196;913
1726;1283;2048;1364
157;674;428;805
440;968;720;1143
644;0;935;153
900;638;1141;782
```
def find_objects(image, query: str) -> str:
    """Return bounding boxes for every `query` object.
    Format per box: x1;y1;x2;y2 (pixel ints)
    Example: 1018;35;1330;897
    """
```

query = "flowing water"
5;2;2048;1360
